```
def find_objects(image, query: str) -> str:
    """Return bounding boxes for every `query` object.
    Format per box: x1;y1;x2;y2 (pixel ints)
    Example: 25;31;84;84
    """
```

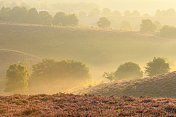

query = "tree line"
103;57;170;82
5;59;90;93
4;57;171;94
0;6;79;26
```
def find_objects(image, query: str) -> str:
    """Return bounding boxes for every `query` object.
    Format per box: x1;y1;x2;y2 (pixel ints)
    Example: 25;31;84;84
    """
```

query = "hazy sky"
91;0;176;13
1;0;176;13
52;0;176;13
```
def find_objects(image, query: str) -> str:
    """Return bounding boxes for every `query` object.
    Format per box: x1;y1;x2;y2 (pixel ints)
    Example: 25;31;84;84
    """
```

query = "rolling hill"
78;71;176;98
0;23;176;79
0;49;40;79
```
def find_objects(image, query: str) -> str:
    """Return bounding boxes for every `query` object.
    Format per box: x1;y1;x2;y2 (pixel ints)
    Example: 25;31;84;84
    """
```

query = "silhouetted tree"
140;19;157;33
53;12;78;26
30;59;90;89
145;57;170;76
38;11;52;25
114;62;143;80
5;64;29;93
27;8;39;24
0;7;11;21
53;12;66;26
97;17;111;28
9;7;28;23
160;25;176;38
65;14;79;26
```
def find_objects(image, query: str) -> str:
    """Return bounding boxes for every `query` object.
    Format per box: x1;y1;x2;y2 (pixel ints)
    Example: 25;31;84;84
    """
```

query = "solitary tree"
145;57;170;76
114;62;143;80
97;17;111;28
140;19;157;33
5;64;29;93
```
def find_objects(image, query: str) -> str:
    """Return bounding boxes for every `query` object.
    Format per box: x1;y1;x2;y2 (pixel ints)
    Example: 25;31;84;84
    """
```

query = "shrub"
4;63;29;93
145;57;170;76
114;62;143;80
30;59;90;89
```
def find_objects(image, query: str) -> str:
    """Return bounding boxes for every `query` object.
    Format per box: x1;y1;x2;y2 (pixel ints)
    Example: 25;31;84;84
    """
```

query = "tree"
145;57;170;76
53;12;66;26
53;12;79;26
8;7;28;23
97;17;111;28
27;8;39;24
38;11;52;25
160;25;176;38
65;14;79;26
30;59;90;90
140;19;157;33
114;62;143;80
0;7;11;21
5;64;29;93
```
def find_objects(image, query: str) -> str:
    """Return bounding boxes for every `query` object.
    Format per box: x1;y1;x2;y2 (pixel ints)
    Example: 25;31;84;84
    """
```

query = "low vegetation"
0;93;176;116
29;59;91;93
79;71;176;98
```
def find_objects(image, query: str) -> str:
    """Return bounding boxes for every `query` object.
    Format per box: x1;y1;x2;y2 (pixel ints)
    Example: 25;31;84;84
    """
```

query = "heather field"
0;93;176;117
78;72;176;98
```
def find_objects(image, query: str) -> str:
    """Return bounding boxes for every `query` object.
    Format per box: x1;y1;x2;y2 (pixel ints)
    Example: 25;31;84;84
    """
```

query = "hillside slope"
0;23;166;66
0;49;40;79
78;72;176;98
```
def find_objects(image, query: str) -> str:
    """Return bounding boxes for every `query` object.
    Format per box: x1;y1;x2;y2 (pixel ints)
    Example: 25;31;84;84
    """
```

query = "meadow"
0;23;176;80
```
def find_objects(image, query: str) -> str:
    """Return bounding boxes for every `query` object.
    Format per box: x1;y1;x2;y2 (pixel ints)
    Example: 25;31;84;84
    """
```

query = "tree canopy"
145;57;170;76
5;64;29;93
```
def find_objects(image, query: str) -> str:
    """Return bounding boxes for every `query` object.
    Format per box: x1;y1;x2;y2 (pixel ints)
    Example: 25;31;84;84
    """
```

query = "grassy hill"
78;71;176;98
0;23;176;79
0;49;40;79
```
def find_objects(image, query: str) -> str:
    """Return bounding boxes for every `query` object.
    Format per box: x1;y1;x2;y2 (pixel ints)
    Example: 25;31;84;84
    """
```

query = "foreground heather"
0;94;176;117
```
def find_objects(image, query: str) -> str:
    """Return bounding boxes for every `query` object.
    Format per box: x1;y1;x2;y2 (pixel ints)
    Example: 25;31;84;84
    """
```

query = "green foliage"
114;62;143;80
4;63;29;93
145;57;170;76
30;59;90;87
97;17;111;28
140;19;157;33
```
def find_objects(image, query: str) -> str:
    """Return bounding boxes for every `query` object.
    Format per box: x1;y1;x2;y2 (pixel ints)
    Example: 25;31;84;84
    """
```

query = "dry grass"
78;71;176;98
0;49;40;78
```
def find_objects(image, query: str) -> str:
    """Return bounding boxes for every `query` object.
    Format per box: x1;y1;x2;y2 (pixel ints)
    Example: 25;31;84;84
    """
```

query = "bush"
145;57;170;76
4;63;29;93
30;59;90;89
114;62;143;80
